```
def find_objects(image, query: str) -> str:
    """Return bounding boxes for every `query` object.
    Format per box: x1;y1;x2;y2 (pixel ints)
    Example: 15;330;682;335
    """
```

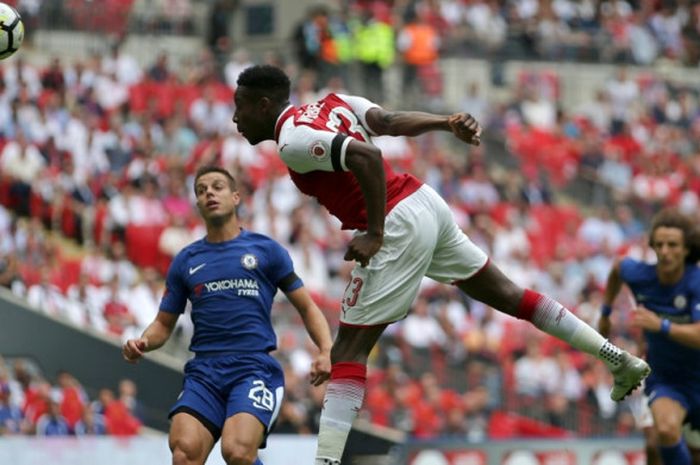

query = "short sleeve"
618;257;636;283
690;267;700;322
267;241;303;293
159;252;188;314
335;94;381;136
279;124;352;174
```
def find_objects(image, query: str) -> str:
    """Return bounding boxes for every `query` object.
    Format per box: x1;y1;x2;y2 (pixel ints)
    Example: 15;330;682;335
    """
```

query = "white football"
0;2;23;60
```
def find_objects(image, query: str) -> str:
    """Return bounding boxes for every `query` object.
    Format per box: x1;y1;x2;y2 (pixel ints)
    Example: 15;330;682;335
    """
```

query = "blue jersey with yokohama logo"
160;229;303;354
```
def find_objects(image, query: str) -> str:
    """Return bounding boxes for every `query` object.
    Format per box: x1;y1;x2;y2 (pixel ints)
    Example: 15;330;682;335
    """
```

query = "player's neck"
657;266;684;285
205;219;242;243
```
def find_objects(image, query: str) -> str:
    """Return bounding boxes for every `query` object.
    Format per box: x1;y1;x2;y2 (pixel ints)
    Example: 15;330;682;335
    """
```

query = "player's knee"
170;438;203;465
221;441;257;465
656;422;683;445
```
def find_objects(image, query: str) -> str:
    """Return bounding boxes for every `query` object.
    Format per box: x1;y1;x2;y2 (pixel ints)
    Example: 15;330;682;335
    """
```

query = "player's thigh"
650;396;687;440
170;359;228;439
220;412;266;464
225;355;285;446
419;187;521;314
340;191;438;326
452;259;524;316
332;322;389;363
169;412;217;465
423;188;488;286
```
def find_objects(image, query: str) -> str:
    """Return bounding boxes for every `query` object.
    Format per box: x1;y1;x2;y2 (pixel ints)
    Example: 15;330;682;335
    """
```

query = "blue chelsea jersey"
620;257;700;384
160;230;303;354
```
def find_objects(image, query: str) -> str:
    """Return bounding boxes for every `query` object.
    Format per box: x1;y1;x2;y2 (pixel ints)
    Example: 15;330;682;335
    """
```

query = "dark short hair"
194;165;237;192
237;65;291;103
649;208;700;263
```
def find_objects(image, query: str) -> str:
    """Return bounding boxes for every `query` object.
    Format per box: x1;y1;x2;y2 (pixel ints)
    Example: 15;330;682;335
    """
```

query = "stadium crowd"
0;356;142;436
2;0;700;441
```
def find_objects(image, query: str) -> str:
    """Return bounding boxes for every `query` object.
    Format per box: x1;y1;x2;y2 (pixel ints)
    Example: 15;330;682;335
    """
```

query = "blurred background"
1;0;699;464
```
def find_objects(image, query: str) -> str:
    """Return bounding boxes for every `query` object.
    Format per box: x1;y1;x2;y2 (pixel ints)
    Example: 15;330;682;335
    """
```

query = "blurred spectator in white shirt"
27;269;66;317
189;87;231;135
224;48;254;91
288;223;329;296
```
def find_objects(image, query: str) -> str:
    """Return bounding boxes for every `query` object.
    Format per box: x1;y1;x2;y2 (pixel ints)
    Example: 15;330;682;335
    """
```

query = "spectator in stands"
74;406;107;435
398;7;441;108
105;240;139;288
65;271;107;330
147;52;172;82
224;48;254;91
189;87;231;136
118;378;145;423
56;371;87;432
102;276;138;337
35;391;70;436
41;58;66;93
0;381;23;435
0;132;45;217
514;338;560;402
100;388;141;436
27;268;66;317
400;297;447;378
352;6;394;105
0;248;21;293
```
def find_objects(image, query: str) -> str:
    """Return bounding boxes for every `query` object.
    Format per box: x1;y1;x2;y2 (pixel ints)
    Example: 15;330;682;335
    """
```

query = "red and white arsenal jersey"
274;93;422;230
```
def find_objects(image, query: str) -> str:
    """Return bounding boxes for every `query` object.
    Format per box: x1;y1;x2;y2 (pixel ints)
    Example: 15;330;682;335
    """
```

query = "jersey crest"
241;253;258;270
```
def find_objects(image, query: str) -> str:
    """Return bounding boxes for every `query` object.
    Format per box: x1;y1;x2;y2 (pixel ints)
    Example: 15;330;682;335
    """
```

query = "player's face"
651;226;688;275
233;86;270;145
194;172;240;224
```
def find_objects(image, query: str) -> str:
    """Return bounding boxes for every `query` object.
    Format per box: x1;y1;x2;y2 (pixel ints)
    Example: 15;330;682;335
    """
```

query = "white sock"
519;289;623;369
315;362;366;465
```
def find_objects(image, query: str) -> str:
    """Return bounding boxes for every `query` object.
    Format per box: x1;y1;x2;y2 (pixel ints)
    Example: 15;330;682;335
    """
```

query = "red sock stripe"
330;362;367;382
517;289;542;322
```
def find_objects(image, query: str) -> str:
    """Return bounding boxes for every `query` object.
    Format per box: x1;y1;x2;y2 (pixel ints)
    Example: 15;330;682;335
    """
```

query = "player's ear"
259;96;273;112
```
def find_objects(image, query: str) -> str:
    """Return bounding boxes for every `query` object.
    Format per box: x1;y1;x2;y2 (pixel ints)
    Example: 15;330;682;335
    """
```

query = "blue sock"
660;438;691;465
254;459;264;465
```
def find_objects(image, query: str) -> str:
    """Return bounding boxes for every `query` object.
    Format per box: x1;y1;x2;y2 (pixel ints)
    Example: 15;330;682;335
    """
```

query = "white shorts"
340;184;488;326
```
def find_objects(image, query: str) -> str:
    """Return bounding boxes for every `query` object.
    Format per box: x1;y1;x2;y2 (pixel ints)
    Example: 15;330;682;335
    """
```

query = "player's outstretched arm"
364;107;481;145
122;311;179;363
599;258;625;338
285;287;333;386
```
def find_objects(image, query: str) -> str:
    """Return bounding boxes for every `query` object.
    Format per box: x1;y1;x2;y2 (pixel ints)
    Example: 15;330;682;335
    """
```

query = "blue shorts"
169;352;285;446
645;375;700;429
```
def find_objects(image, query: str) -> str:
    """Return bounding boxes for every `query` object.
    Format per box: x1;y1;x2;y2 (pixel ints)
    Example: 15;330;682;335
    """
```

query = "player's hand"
630;306;662;332
448;113;481;146
122;337;148;363
344;232;383;268
309;351;331;386
598;315;612;338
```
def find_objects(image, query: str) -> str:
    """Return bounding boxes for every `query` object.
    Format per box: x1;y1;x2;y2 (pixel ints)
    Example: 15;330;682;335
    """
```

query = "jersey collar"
274;105;295;143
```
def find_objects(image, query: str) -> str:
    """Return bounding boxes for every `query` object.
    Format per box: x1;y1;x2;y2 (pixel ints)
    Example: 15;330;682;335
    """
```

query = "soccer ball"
0;3;23;60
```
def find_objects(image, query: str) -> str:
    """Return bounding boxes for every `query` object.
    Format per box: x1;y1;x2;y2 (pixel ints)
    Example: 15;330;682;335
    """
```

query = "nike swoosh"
189;263;206;275
280;143;289;152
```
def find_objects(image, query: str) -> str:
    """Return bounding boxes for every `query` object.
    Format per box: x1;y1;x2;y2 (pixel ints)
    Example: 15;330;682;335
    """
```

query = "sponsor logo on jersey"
194;278;260;297
674;294;687;309
309;141;329;162
241;253;258;270
297;101;325;123
189;263;206;275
